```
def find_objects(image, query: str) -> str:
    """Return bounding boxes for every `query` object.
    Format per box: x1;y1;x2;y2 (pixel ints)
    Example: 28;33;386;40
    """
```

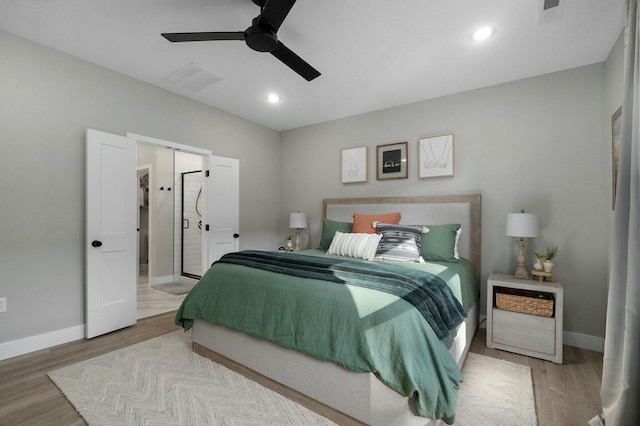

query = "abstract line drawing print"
342;146;367;183
419;134;454;178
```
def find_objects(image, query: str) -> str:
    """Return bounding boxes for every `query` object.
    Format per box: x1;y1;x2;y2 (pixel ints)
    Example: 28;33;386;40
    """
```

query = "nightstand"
486;273;563;363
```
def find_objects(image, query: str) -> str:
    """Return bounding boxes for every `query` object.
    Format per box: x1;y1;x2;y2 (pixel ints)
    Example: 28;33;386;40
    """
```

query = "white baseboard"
0;324;85;361
564;331;604;353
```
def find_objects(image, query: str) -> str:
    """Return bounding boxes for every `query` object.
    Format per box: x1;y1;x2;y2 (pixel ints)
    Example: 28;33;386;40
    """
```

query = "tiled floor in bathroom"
137;272;188;319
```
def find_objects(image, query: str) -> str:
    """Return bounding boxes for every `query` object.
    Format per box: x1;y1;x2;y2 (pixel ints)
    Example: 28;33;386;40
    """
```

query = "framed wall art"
376;142;408;180
341;146;368;183
611;106;622;210
419;134;454;179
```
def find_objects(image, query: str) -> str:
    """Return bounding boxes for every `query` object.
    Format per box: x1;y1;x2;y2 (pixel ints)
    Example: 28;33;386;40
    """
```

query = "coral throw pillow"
352;212;401;234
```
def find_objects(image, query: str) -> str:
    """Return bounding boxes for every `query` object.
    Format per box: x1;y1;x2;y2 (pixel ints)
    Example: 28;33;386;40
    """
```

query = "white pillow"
454;227;462;259
327;231;383;261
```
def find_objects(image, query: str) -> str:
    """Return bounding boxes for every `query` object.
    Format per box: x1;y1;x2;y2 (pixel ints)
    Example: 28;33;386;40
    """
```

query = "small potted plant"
533;251;545;271
543;245;558;272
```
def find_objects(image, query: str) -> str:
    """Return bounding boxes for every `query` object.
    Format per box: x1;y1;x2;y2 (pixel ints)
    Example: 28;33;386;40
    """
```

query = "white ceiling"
0;0;625;131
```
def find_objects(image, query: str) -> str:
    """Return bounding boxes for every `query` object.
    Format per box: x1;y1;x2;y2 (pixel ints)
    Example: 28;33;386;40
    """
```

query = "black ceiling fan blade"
258;0;297;31
271;41;320;81
161;32;245;42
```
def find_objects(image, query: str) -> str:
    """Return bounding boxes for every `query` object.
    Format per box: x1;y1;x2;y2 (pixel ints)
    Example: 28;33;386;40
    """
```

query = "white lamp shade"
506;212;539;238
289;212;307;229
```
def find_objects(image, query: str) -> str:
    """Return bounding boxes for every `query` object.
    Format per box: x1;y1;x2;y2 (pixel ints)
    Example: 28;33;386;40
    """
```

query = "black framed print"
376;142;408;180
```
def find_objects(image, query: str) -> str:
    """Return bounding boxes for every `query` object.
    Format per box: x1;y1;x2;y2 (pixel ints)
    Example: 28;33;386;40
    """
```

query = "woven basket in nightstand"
495;288;554;317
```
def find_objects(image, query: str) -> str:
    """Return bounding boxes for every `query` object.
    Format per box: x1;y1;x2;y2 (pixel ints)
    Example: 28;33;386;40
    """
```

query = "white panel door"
204;155;240;270
86;129;137;338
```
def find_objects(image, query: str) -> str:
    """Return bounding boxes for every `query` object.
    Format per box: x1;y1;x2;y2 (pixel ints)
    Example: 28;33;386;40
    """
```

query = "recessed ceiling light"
472;26;494;42
267;93;280;103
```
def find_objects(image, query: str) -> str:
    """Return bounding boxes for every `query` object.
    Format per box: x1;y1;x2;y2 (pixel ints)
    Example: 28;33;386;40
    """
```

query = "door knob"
91;240;103;248
233;233;240;238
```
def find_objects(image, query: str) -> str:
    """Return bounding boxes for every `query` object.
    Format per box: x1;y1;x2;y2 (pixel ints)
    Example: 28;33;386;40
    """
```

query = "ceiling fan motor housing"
245;17;278;52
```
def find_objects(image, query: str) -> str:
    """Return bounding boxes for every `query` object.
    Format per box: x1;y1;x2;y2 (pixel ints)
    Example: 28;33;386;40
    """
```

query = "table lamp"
506;210;539;279
289;212;307;251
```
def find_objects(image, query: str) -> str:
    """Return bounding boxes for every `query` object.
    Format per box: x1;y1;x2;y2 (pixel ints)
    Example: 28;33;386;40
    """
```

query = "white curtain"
591;0;640;424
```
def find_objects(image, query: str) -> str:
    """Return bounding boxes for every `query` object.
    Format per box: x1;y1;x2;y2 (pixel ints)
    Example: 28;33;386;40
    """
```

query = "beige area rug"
457;353;537;426
48;332;536;426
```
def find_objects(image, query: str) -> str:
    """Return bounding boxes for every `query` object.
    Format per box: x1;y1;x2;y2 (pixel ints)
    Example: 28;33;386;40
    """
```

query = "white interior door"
204;155;240;269
86;129;137;338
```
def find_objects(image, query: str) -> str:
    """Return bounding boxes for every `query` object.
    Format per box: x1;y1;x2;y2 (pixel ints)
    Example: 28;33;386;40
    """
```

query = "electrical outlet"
0;298;6;313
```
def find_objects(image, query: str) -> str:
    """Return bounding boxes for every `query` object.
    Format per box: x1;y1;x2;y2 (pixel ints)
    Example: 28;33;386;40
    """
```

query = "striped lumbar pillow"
327;231;383;261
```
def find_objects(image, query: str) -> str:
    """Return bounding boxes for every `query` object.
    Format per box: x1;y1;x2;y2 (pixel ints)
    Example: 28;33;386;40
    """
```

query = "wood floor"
0;312;183;426
0;314;603;426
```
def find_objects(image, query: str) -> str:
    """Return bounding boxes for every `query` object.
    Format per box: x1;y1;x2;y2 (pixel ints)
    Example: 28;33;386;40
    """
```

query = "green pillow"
420;224;461;262
319;219;353;250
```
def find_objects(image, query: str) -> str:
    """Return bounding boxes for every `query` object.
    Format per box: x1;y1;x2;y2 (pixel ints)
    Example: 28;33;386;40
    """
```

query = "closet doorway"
136;143;204;319
136;166;150;280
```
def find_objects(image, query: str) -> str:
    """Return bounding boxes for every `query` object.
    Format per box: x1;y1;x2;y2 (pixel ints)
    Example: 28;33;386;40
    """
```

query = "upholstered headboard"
323;194;481;280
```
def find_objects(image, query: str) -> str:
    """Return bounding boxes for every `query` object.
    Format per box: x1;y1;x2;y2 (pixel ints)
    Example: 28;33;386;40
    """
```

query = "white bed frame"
192;194;481;426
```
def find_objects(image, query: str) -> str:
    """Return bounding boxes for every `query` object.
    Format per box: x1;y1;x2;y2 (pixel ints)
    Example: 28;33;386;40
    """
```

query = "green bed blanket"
176;250;479;424
216;250;466;340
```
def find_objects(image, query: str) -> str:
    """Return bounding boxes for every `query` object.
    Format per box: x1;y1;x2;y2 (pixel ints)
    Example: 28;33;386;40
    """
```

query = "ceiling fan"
161;0;321;81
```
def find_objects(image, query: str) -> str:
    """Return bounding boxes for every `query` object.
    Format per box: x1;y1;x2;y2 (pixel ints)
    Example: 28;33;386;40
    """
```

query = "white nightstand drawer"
487;274;563;363
493;308;556;355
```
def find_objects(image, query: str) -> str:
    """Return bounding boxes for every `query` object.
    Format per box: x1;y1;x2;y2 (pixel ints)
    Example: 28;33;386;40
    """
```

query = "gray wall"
605;33;625;125
0;30;281;344
281;42;624;342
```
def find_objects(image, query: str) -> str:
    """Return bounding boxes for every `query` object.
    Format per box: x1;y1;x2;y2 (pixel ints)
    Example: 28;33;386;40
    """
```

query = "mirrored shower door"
181;170;203;279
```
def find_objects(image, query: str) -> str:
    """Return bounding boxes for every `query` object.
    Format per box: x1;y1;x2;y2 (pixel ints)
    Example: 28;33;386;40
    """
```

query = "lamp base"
513;267;529;280
294;229;301;251
513;238;529;280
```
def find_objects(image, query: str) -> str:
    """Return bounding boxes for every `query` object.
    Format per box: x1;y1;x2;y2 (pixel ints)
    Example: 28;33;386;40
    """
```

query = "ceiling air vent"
161;62;222;93
543;0;560;10
538;0;564;24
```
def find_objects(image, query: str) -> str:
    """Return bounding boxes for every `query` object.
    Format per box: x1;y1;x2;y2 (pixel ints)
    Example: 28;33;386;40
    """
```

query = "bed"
177;194;481;425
